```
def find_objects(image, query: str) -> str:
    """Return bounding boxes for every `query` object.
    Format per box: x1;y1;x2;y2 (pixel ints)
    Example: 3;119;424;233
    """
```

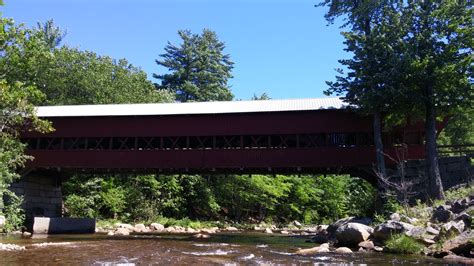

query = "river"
0;232;451;265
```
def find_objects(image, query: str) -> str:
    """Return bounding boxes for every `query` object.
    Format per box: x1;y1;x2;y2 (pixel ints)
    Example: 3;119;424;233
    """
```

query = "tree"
2;33;174;105
154;29;234;102
399;0;473;199
35;19;66;50
319;1;404;195
320;1;473;200
0;16;52;216
251;92;271;100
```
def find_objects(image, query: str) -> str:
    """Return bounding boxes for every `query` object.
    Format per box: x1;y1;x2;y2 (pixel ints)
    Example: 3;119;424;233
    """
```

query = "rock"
443;254;474;264
374;246;384;252
292;220;303;228
335;247;353;254
150;223;165;231
280;230;289;234
186;227;197;233
425;226;440;235
451;198;470;214
200;227;218;234
22;232;32;237
0;215;5;229
225;226;239;231
107;231;114;236
454;213;472;228
116;223;134;231
253;225;264;231
358;240;375;250
440;220;465;238
165;226;185;233
373;220;414;241
431;206;453;223
427;222;440;231
431;250;451;258
400;214;418;224
114;228;130;236
316;247;330;253
327;217;372;236
390;213;400;221
265;228;273;234
335;223;373;247
192;233;210;239
406;226;426;238
295;243;330;255
442;231;474;257
421;238;436;245
134;224;146;233
311;232;329;244
0;243;25;251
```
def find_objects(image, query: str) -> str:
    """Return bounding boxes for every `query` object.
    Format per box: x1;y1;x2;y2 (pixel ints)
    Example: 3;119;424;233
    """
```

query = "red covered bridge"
22;98;426;180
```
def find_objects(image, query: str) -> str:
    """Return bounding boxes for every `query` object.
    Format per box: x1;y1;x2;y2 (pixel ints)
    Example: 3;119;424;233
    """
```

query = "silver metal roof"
36;97;345;117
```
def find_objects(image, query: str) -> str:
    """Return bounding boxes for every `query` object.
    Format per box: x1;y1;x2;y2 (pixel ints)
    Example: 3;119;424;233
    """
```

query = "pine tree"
153;29;234;102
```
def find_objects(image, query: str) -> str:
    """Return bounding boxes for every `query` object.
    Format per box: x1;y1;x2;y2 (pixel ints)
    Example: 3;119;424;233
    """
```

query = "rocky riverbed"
1;195;472;264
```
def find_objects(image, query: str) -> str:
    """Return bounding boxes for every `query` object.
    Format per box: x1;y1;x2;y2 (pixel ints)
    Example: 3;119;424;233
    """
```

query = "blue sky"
2;0;347;100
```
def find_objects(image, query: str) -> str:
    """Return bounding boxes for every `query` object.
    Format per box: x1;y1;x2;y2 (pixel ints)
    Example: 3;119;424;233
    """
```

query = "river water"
0;232;452;265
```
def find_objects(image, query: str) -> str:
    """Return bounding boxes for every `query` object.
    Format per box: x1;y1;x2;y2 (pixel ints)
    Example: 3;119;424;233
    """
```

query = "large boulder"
311;231;330;244
150;223;165;231
431;205;454;223
454;213;472;229
335;247;353;254
295;243;330;255
134;223;147;233
327;217;372;236
114;227;130;236
440;220;466;238
442;231;474;257
443;254;474;264
373;220;414;241
358;240;375;250
451;198;472;214
336;223;373;247
115;223;134;231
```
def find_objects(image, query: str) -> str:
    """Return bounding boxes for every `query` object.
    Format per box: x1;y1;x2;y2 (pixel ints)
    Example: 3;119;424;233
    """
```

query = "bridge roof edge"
36;97;346;117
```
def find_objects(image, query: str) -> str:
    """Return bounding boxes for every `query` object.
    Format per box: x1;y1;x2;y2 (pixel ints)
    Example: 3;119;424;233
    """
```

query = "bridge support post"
9;171;63;225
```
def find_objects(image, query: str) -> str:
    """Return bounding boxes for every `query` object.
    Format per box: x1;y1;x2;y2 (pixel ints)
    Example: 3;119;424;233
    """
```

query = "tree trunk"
373;111;387;178
425;100;445;200
373;111;388;206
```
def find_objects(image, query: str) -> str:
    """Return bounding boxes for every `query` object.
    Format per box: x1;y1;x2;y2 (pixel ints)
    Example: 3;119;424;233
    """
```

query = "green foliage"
443;185;474;203
62;174;377;225
100;187;126;218
385;234;424;254
64;194;98;218
1;19;173;106
154;29;234;102
1;189;25;232
35;19;66;50
0;16;52;215
438;108;474;146
251;93;271;100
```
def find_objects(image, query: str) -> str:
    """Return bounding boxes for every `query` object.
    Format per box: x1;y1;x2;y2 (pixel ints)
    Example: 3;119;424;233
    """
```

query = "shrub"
64;194;98;218
2;190;25;232
385;234;423;254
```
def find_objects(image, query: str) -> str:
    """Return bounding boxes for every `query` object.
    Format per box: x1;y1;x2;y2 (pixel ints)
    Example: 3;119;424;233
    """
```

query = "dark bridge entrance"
22;98;426;179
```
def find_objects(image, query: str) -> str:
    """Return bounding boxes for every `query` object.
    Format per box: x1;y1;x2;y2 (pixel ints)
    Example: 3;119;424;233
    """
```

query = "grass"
385;234;424;254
